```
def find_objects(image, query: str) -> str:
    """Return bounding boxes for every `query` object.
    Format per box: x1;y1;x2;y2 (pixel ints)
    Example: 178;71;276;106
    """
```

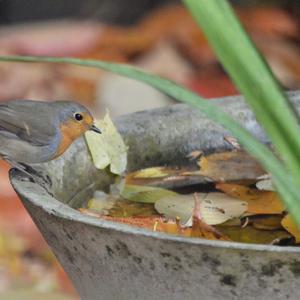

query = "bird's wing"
0;101;57;146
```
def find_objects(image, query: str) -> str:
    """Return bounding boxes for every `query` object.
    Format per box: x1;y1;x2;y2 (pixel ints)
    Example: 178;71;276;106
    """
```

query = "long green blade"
0;55;299;224
183;0;300;190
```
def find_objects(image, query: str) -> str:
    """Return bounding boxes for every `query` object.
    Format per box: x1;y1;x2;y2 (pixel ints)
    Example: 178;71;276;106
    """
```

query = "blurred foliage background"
0;0;300;299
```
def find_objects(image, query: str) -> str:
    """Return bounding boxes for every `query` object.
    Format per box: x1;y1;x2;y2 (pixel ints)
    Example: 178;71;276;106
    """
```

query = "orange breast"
54;120;88;158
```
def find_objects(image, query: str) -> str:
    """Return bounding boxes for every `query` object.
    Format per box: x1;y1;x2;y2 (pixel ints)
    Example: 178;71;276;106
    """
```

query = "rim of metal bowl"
10;170;300;254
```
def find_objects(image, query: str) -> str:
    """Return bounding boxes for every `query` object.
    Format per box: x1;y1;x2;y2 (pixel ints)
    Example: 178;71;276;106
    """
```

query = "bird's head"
54;101;101;141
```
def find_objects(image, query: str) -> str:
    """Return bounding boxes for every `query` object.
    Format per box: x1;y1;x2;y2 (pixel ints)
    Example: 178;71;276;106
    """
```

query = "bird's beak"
90;124;102;134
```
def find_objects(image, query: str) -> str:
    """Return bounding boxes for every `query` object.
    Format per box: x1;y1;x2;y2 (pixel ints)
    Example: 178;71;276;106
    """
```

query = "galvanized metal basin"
10;92;300;300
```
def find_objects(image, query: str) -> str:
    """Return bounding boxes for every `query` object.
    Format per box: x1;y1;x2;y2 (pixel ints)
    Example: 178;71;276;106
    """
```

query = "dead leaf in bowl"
216;183;284;215
108;200;156;218
216;225;291;245
250;215;283;231
130;167;169;179
81;195;230;241
281;214;300;243
155;192;247;226
154;194;194;225
85;112;127;175
189;193;230;240
188;215;229;240
196;151;265;181
200;193;247;225
153;194;231;240
120;184;177;203
125;166;196;189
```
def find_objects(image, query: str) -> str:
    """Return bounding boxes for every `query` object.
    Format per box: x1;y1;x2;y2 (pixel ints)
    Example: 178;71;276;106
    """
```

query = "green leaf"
121;184;177;203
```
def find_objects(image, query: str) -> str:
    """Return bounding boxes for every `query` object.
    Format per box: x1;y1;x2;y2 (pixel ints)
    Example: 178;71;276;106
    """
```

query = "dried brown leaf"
216;183;285;215
197;151;265;182
281;214;300;243
251;215;283;231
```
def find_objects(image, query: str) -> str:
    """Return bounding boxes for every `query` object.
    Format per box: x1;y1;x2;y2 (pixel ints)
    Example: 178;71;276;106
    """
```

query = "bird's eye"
74;113;83;121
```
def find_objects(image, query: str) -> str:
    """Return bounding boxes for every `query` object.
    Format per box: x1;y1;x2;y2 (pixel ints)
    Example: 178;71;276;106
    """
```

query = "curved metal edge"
10;169;300;254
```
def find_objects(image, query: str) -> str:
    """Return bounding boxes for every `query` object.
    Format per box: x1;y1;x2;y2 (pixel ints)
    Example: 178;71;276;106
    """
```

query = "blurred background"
0;0;300;299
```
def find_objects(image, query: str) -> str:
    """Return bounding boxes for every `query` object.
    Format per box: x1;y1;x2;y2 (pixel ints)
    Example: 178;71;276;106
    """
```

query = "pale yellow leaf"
155;192;247;225
216;183;284;214
131;167;169;179
200;193;247;225
85;112;127;174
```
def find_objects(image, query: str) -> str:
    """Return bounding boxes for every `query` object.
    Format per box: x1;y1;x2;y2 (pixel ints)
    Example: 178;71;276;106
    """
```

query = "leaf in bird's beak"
85;112;128;175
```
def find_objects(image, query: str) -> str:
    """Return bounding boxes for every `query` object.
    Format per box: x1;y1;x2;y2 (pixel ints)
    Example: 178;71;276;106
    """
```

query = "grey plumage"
0;99;91;164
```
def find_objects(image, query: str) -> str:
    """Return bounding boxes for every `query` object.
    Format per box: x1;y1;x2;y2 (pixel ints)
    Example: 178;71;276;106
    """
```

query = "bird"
0;99;101;177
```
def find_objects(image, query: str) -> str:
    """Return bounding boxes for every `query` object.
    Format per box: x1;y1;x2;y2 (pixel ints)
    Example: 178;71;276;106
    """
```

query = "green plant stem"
183;0;300;189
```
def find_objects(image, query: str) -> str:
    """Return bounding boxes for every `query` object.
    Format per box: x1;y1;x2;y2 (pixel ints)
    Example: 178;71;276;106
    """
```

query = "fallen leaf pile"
79;149;300;246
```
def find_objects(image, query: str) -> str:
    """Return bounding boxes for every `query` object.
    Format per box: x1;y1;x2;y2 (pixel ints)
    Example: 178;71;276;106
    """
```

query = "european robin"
0;99;101;175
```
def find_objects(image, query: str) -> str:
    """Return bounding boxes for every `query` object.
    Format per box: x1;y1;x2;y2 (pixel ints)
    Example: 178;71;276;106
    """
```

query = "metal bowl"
11;93;300;300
